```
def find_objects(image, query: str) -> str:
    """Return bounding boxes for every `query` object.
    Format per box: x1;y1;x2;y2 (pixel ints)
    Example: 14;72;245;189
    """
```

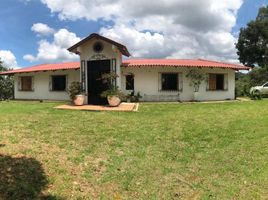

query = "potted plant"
126;91;142;102
100;72;125;107
68;82;85;106
186;69;205;101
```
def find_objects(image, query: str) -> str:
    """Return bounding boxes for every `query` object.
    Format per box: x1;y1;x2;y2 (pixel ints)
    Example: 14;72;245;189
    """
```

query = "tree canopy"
0;59;14;100
236;6;268;67
0;60;5;71
235;6;268;97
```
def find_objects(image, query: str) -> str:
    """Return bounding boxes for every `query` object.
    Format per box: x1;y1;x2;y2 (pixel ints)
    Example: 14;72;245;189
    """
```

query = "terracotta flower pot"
74;94;85;106
107;95;121;107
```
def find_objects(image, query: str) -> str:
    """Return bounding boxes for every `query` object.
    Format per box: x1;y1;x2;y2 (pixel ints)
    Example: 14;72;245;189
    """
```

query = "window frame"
19;76;33;92
51;75;67;92
207;73;227;91
125;74;134;91
160;72;180;92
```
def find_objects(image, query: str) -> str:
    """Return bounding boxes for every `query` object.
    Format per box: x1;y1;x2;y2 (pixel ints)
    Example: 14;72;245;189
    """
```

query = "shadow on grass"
0;154;63;200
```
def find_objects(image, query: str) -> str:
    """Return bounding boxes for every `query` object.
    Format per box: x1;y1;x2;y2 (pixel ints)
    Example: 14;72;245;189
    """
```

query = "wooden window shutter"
209;74;216;90
179;73;183;91
20;76;32;91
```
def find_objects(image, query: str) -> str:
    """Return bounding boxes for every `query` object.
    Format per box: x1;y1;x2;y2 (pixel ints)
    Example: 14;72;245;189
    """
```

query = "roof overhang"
0;62;80;75
68;33;131;57
121;59;251;71
0;59;250;76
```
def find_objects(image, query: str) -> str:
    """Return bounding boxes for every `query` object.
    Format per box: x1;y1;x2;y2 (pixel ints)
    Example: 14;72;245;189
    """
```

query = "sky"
0;0;267;69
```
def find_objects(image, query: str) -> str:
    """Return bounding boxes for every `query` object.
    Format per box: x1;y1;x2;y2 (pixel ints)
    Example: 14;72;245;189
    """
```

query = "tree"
235;6;268;97
235;68;268;97
0;59;14;100
236;6;268;67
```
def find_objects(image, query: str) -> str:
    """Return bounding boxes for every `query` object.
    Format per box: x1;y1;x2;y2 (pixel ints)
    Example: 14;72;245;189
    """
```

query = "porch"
55;102;139;112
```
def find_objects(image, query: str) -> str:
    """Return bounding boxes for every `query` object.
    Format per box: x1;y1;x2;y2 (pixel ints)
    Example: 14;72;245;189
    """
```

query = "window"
93;42;104;53
20;76;33;91
161;73;178;91
52;75;66;91
208;74;225;90
263;83;268;87
125;74;134;90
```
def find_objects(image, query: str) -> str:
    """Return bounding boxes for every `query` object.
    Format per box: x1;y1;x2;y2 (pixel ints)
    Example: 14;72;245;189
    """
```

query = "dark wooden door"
87;60;111;105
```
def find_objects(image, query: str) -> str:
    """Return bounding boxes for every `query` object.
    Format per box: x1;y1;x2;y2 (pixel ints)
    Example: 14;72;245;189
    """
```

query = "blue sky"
0;0;267;68
234;0;268;33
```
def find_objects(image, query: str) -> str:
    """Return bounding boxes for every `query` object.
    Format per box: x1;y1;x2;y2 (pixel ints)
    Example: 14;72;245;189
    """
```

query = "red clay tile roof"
0;59;250;75
0;62;80;75
122;59;250;70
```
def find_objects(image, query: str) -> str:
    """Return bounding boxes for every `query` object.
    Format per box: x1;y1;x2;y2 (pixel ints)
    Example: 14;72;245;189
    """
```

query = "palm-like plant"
186;69;205;92
100;72;125;98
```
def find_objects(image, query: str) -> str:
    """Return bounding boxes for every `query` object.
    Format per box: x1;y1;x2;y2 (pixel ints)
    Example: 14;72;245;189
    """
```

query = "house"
0;33;249;104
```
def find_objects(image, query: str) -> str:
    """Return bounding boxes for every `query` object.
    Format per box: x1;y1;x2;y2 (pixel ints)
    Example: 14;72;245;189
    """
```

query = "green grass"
1;100;268;199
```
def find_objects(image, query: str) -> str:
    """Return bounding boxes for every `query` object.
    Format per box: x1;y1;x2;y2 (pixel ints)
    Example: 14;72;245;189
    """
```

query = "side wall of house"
121;67;235;101
14;70;80;101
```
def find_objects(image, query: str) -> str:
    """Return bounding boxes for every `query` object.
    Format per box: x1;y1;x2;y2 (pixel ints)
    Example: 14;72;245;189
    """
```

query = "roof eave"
0;67;80;75
121;64;251;70
0;72;14;75
68;33;131;57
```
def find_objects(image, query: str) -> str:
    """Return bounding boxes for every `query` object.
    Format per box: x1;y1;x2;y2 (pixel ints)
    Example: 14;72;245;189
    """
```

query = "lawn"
0;100;268;199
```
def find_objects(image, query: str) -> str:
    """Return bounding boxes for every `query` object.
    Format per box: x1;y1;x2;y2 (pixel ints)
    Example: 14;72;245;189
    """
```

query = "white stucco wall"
14;69;80;101
13;66;235;102
121;67;235;101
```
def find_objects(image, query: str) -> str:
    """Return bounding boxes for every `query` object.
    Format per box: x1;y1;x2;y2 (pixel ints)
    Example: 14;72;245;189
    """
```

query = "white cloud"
23;54;35;62
0;50;18;68
31;23;55;36
40;0;244;62
24;28;80;63
100;24;167;58
40;0;121;21
54;29;80;48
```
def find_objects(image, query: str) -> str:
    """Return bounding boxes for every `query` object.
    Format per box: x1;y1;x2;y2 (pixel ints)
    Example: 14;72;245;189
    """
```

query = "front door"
87;60;111;105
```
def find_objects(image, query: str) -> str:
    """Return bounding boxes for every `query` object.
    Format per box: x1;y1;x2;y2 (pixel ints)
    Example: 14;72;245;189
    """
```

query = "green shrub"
0;62;14;100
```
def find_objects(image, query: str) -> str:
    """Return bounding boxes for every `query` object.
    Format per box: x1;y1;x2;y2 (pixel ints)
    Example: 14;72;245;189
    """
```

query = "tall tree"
0;59;14;100
0;60;5;71
236;6;268;67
